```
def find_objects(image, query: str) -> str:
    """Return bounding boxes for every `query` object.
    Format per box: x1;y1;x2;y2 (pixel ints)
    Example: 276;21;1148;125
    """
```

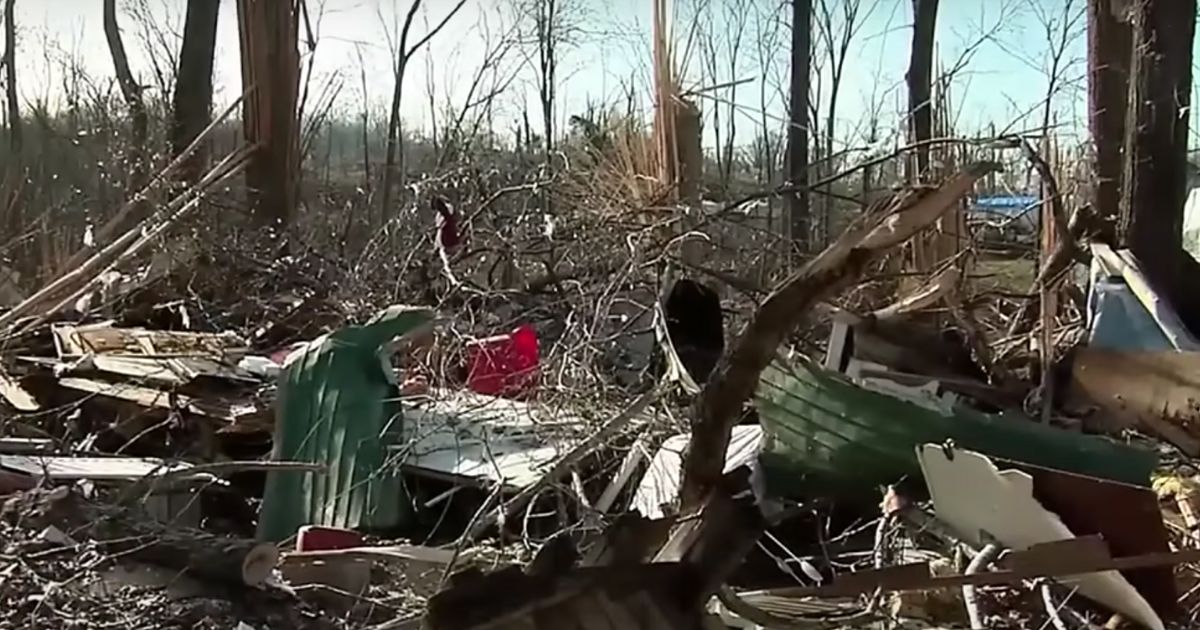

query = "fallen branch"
6;487;278;586
678;161;1002;509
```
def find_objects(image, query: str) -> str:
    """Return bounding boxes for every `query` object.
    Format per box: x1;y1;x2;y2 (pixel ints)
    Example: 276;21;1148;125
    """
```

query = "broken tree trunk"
678;161;1001;509
1118;0;1198;329
237;0;300;228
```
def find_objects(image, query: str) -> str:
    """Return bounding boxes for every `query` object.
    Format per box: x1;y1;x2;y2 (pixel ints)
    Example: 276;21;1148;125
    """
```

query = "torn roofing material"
396;389;591;489
753;356;1158;498
258;305;435;543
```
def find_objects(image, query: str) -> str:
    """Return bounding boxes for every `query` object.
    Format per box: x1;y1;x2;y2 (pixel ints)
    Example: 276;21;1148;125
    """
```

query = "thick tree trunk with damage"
787;0;812;252
172;0;220;187
1118;0;1198;329
906;0;939;181
237;0;300;229
1087;0;1131;241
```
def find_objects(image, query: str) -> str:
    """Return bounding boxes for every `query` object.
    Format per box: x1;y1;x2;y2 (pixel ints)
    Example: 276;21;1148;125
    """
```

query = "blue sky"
5;0;1175;151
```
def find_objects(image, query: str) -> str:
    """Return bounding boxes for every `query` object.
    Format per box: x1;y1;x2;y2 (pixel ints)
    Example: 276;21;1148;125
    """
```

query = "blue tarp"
971;194;1039;216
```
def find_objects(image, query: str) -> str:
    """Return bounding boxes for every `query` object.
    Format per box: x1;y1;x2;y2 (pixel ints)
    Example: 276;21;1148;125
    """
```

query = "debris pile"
4;158;1200;630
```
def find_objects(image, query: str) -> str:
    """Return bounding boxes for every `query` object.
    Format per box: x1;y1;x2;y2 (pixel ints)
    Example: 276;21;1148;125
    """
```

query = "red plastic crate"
466;324;540;400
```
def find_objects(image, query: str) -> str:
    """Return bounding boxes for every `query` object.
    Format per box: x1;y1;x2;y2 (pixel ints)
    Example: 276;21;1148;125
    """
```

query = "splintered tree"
103;0;150;203
787;0;812;253
1117;0;1198;330
172;0;220;186
238;0;300;228
906;0;938;180
379;0;469;221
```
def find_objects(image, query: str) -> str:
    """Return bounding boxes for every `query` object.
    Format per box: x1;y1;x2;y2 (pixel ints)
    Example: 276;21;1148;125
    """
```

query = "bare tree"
3;0;19;155
1;0;19;237
437;14;522;167
103;0;150;207
907;0;938;179
354;43;372;193
698;0;751;191
788;0;812;252
812;0;870;244
533;0;558;165
172;0;220;186
752;2;785;193
126;0;183;99
1031;0;1085;136
380;0;470;220
512;0;584;213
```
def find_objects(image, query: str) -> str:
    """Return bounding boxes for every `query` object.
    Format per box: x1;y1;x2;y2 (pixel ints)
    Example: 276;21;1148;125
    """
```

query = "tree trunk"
171;0;220;186
538;0;557;216
102;0;149;200
906;0;939;181
381;54;407;223
1119;0;1195;302
1087;0;1131;242
378;0;466;223
236;0;300;229
787;0;812;253
3;0;18;155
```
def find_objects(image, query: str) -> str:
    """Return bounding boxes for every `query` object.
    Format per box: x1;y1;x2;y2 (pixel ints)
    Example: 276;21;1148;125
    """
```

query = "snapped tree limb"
678;160;1003;509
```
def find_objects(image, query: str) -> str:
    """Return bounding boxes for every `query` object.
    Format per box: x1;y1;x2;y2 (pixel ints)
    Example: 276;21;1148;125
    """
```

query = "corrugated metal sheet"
397;389;587;489
754;357;1158;499
258;305;435;543
630;425;763;519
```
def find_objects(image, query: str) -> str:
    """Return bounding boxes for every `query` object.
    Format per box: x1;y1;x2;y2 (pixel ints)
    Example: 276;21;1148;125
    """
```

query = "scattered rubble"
6;157;1200;630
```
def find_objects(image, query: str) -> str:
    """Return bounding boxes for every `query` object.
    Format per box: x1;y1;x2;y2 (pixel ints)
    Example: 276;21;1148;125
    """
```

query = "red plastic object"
295;525;364;552
466;324;540;399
